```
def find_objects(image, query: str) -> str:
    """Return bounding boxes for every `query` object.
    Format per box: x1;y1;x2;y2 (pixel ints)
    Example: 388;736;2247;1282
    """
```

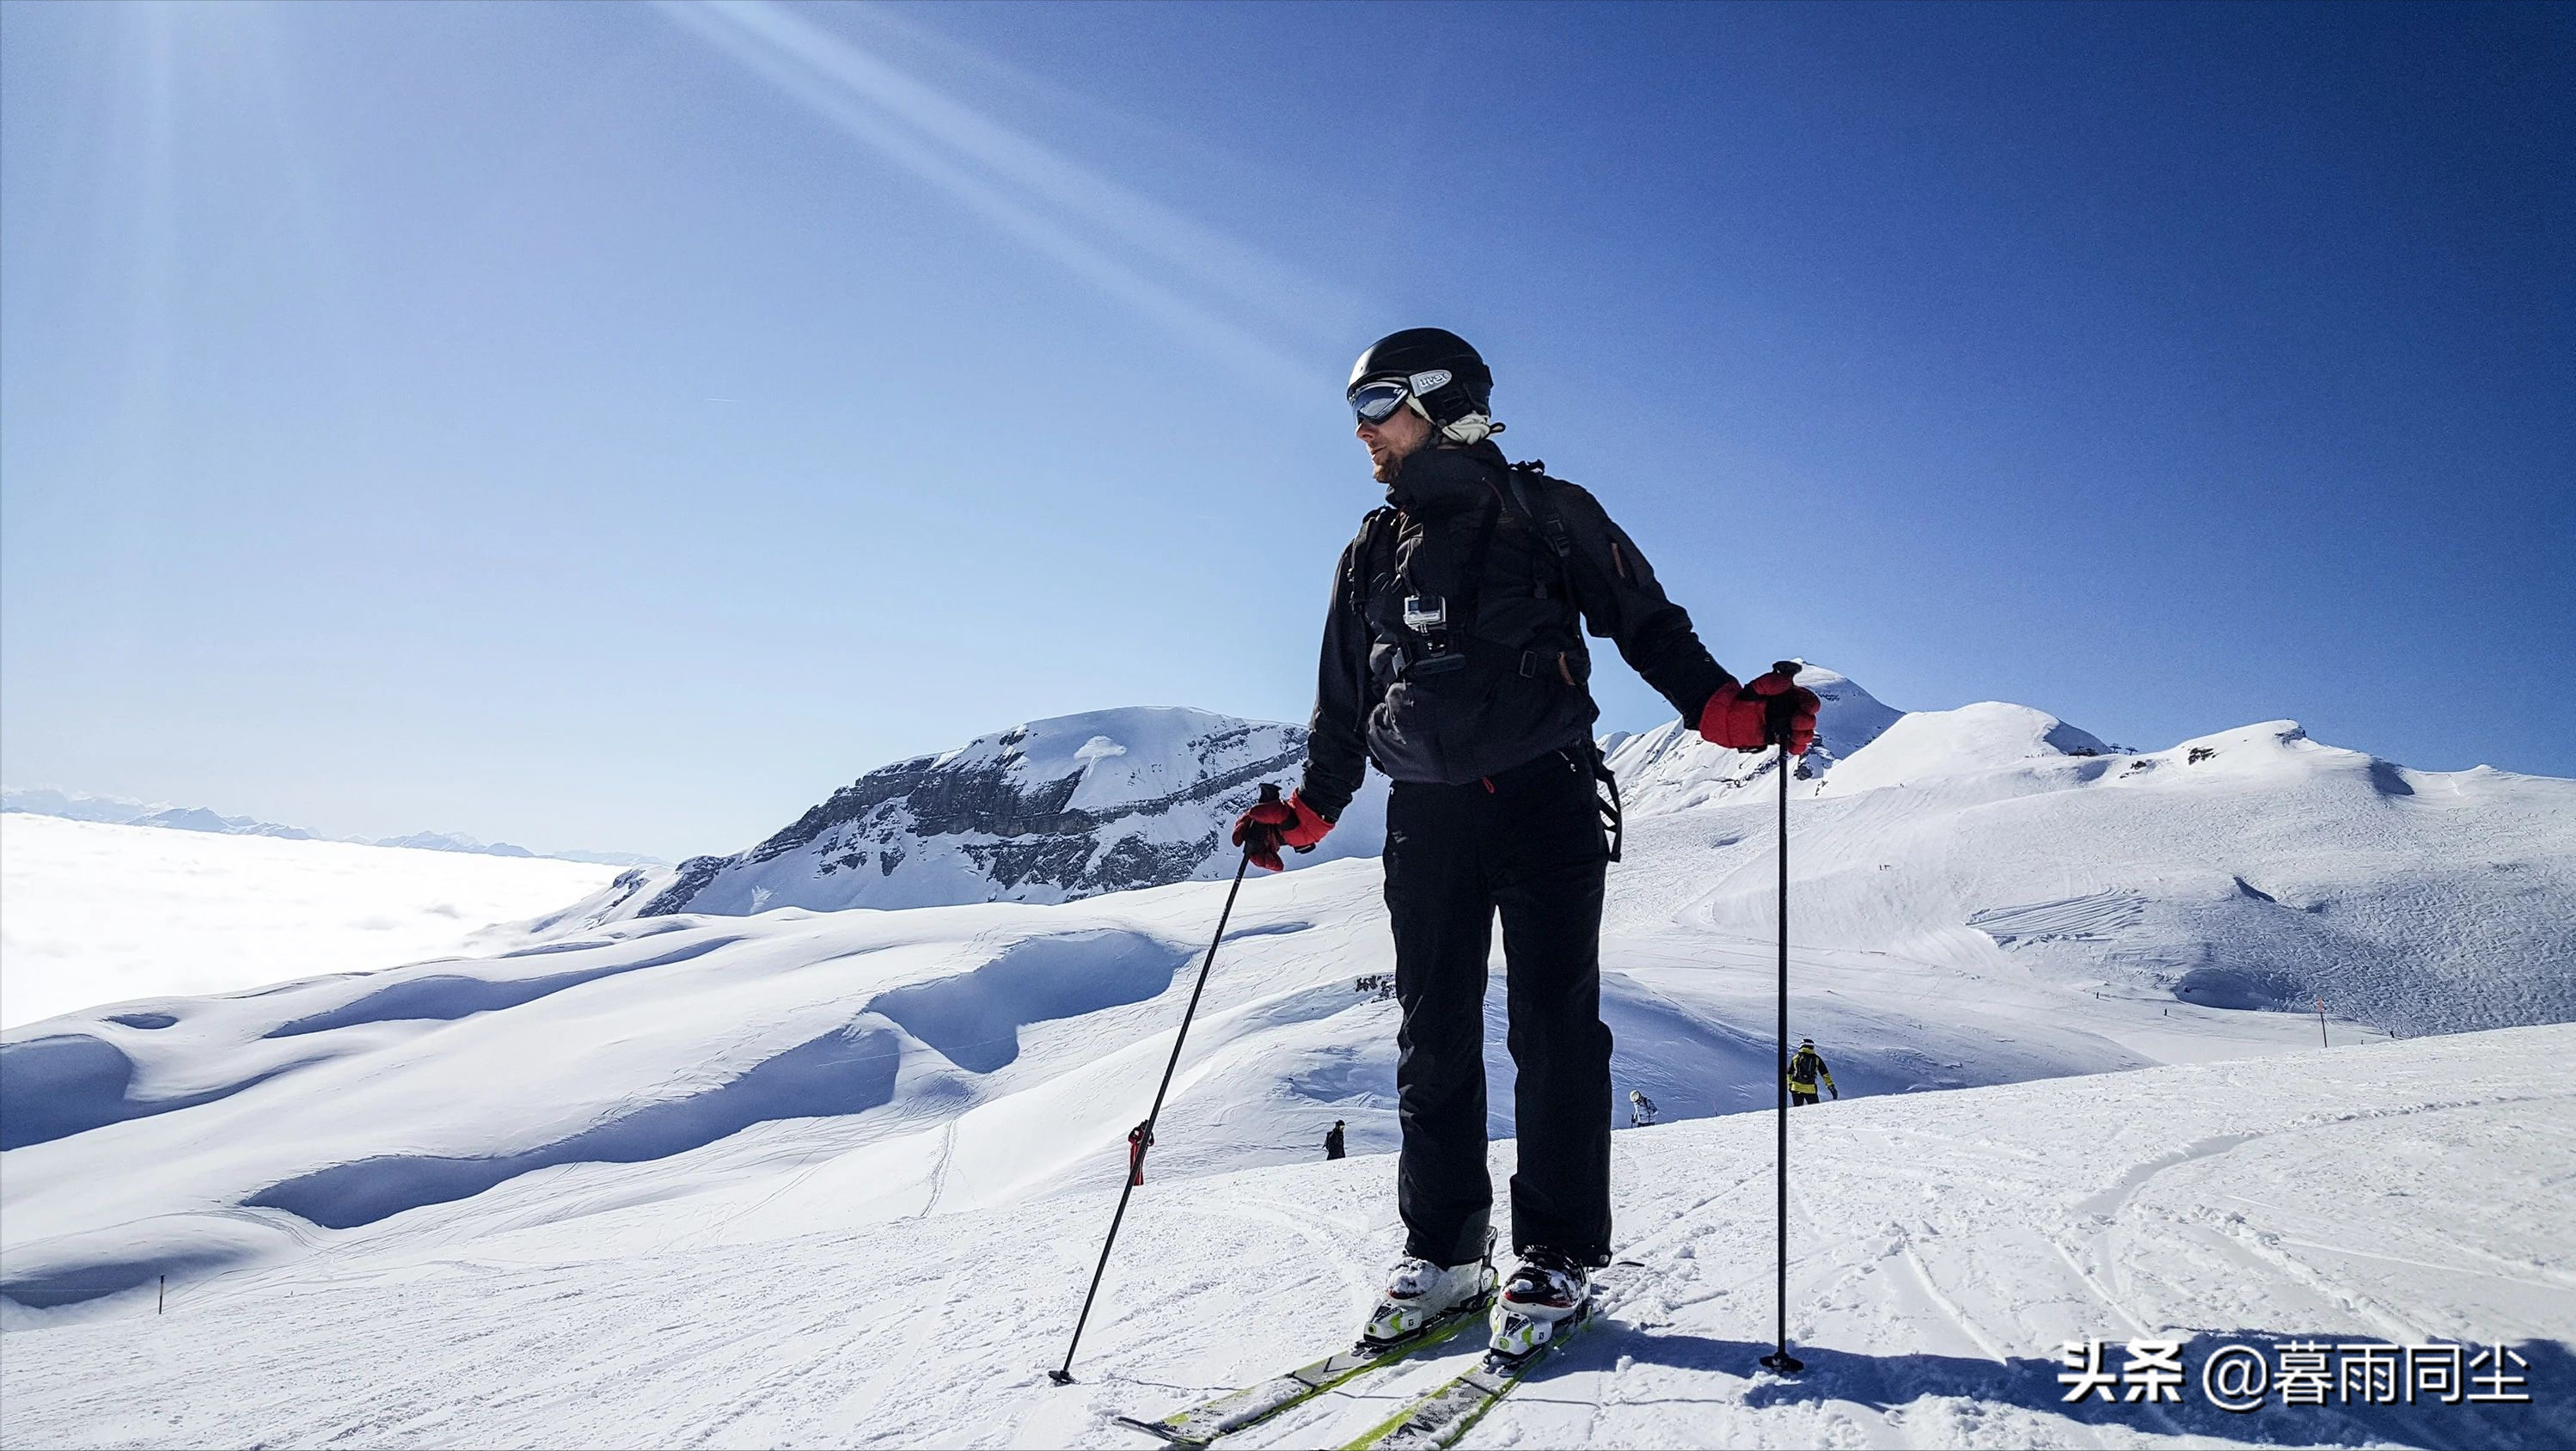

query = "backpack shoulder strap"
1502;460;1576;562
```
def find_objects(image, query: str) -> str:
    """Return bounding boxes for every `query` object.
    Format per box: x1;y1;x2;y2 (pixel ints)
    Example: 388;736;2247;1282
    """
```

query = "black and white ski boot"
1361;1254;1494;1349
1490;1248;1590;1361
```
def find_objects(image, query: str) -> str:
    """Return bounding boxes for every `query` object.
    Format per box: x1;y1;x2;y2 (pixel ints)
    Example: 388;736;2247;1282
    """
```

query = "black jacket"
1298;442;1731;818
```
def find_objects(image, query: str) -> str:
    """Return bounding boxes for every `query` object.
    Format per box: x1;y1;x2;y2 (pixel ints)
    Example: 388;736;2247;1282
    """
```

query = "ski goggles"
1348;378;1414;426
1347;368;1453;426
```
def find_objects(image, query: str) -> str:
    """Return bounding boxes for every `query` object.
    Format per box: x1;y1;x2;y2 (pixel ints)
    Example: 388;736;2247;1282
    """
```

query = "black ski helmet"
1348;328;1492;429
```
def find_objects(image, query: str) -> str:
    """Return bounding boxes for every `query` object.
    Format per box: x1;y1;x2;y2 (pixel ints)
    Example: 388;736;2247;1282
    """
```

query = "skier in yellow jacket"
1788;1038;1837;1107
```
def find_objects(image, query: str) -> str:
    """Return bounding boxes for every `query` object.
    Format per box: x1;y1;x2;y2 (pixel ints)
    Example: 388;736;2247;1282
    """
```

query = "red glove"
1231;787;1333;872
1698;669;1821;755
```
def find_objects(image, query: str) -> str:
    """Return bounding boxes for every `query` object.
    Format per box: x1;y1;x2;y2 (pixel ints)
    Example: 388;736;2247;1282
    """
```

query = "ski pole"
1758;661;1806;1376
1049;790;1268;1386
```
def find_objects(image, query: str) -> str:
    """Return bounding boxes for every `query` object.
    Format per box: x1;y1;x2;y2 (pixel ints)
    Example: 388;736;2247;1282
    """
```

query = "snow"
3;683;2569;1447
3;1026;2567;1448
0;816;619;1029
1813;700;2110;797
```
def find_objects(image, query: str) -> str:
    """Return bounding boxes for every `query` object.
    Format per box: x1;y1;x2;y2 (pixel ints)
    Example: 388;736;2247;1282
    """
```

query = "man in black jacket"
1235;328;1819;1355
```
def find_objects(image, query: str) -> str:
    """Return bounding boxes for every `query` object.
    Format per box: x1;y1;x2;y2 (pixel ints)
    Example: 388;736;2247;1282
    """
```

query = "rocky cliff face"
562;707;1388;927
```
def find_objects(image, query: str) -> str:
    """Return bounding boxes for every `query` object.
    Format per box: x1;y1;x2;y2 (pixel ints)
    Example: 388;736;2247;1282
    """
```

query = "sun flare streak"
658;0;1331;394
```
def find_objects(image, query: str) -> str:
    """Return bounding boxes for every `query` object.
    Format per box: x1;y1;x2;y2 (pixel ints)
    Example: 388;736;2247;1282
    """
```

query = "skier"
1628;1089;1657;1128
1325;1120;1347;1160
1233;328;1819;1357
1126;1120;1153;1186
1788;1038;1837;1106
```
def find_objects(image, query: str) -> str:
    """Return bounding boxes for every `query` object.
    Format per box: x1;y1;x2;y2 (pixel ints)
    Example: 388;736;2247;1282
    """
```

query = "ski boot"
1489;1248;1591;1363
1361;1248;1495;1350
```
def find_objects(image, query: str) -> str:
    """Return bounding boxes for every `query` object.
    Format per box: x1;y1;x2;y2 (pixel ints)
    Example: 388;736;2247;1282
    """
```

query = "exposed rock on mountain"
578;707;1389;924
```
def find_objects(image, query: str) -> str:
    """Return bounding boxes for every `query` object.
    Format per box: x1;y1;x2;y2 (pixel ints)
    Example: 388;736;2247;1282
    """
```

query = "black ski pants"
1386;747;1612;1269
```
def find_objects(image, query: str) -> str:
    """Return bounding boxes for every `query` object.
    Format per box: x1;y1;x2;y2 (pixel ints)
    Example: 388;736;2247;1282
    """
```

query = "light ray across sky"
660;0;1349;394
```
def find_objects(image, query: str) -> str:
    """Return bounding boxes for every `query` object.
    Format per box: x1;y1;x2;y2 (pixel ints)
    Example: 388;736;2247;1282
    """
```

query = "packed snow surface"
2;1027;2567;1448
0;816;617;1028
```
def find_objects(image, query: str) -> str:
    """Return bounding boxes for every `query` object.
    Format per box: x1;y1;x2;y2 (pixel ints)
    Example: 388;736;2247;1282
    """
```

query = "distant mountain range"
0;789;662;867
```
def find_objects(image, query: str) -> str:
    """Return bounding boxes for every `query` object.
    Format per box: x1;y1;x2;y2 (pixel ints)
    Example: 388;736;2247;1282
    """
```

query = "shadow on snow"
863;929;1190;1074
1607;1329;2574;1449
262;936;743;1038
0;1035;323;1153
242;1025;903;1230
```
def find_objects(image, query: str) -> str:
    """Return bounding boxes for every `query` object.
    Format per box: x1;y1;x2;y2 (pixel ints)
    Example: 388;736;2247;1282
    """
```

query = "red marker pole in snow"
1049;812;1262;1386
1759;663;1805;1376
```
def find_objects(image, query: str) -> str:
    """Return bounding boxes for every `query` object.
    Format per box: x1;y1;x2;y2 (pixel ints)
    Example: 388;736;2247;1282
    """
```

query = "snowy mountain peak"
933;706;1299;817
132;806;316;840
1815;701;2112;798
572;706;1386;928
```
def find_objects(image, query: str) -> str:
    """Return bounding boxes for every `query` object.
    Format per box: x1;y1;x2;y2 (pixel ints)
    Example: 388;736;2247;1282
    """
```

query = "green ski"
1336;1301;1595;1451
1115;1296;1490;1448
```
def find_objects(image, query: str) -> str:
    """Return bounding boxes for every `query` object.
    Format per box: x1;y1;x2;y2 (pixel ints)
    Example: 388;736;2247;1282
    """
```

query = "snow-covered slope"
3;676;2567;1442
9;694;2568;1319
3;1026;2567;1448
0;817;619;1028
553;707;1390;927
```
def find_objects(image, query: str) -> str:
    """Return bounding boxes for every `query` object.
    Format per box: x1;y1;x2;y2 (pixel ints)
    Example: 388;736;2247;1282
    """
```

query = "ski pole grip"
1765;662;1804;747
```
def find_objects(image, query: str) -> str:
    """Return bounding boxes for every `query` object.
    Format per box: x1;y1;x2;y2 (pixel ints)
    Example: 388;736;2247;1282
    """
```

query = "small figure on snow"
1788;1039;1837;1106
1126;1120;1154;1186
1628;1089;1657;1128
1325;1120;1347;1160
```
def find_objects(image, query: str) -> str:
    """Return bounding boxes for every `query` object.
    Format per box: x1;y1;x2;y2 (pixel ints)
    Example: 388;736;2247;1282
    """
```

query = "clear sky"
3;0;2568;861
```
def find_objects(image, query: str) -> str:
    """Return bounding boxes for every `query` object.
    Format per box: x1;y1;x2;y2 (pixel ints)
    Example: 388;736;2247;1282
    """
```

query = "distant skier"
1126;1121;1153;1186
1232;328;1818;1358
1325;1120;1347;1160
1628;1090;1657;1128
1788;1039;1837;1106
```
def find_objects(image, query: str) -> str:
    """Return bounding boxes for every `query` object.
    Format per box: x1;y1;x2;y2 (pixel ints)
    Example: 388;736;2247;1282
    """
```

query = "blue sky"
3;0;2567;860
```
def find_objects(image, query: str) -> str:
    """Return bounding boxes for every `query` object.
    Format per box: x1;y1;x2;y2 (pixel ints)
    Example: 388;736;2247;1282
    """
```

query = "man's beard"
1371;452;1404;483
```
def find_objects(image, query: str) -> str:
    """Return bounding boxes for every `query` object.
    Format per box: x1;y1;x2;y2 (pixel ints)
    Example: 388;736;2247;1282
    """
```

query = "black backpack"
1347;461;1623;860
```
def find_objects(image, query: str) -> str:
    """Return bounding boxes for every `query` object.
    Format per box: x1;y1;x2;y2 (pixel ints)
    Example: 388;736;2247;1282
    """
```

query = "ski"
1113;1297;1491;1448
1335;1301;1594;1451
